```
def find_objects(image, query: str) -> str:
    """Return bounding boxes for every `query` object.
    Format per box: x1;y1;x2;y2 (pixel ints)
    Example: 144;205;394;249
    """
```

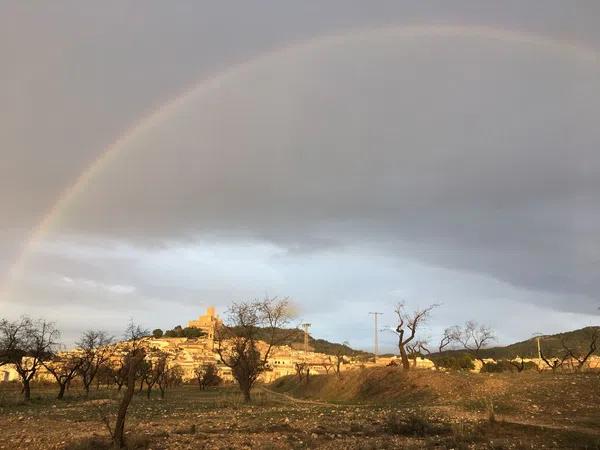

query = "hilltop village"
0;307;434;385
3;307;599;386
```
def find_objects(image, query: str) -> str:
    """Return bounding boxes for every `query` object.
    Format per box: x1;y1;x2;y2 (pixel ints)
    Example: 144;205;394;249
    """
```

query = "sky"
1;1;600;352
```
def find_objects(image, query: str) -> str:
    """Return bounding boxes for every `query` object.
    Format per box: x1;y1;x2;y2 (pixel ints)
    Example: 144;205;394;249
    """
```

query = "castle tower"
188;306;220;340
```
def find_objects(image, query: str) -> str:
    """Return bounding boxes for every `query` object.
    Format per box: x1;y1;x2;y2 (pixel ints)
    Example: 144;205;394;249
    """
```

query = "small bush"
174;424;196;435
349;421;364;432
384;411;440;437
65;433;151;450
481;360;515;373
433;354;475;371
65;436;112;450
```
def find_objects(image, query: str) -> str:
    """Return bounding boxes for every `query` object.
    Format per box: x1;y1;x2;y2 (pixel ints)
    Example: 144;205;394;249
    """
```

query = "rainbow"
2;24;599;303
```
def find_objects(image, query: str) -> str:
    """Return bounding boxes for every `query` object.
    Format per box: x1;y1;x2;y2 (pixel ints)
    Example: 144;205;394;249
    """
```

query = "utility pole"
532;332;543;360
368;312;383;363
301;323;311;355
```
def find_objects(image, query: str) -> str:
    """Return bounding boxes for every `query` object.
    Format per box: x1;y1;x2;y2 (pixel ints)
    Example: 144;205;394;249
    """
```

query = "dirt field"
1;369;599;449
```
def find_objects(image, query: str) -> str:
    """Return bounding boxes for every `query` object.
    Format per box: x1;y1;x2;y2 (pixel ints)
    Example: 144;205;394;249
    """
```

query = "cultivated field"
1;368;599;449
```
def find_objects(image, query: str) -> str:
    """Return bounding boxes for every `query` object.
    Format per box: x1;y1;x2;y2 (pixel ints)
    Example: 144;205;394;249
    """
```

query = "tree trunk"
23;379;31;401
84;382;90;396
146;386;152;399
399;344;410;370
57;383;66;400
242;388;251;403
114;351;144;448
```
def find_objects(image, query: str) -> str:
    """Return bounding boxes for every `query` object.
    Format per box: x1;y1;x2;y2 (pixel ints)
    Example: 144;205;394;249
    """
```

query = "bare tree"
96;361;116;389
42;352;84;399
215;297;293;402
540;347;569;372
332;341;350;379
321;360;333;374
109;357;129;391
405;339;429;368
560;327;599;372
0;317;27;367
157;363;182;398
112;321;148;448
453;321;496;365
142;349;164;399
389;302;437;370
143;348;181;399
194;363;222;390
508;356;527;373
77;330;114;395
419;327;457;370
0;317;59;400
294;361;309;382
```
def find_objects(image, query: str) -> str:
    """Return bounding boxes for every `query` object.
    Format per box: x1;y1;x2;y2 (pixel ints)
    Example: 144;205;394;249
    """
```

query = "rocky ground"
1;370;599;449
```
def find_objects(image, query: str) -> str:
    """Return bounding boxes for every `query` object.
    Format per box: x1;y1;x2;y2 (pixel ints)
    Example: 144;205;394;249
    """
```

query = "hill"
439;326;599;359
253;327;372;358
155;324;372;358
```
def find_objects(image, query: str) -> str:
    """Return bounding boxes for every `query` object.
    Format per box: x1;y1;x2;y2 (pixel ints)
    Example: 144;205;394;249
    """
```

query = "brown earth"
0;368;599;449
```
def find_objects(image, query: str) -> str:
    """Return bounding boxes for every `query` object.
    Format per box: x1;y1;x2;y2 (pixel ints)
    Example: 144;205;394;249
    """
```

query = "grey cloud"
3;1;600;349
46;33;600;314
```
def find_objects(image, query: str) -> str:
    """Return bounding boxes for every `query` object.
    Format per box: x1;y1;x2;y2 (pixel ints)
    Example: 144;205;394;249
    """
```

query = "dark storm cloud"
50;32;600;315
2;1;600;347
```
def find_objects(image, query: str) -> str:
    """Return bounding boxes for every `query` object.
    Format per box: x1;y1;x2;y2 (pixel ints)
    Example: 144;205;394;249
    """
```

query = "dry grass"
1;371;599;449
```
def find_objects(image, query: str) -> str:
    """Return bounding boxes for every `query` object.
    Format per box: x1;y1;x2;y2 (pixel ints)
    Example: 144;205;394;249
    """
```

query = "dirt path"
262;389;600;439
497;415;600;437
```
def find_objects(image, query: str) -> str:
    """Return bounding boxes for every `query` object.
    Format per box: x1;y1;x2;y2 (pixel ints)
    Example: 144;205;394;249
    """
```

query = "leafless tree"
215;297;294;402
560;327;599;372
453;321;496;364
157;363;183;398
405;339;429;368
294;361;309;382
332;352;346;378
76;330;114;395
143;347;181;399
194;363;222;390
0;317;59;400
0;317;26;367
42;352;84;399
389;302;438;370
508;356;527;373
321;360;333;374
109;357;129;391
539;347;569;372
331;341;350;378
142;348;165;399
96;360;116;389
112;321;148;448
419;327;457;370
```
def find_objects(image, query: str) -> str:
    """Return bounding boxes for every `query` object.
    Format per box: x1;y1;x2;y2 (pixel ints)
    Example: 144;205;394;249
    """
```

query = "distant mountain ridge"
439;326;600;359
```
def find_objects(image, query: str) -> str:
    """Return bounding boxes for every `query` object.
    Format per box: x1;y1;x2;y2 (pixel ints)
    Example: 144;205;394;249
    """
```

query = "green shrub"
163;325;205;338
481;360;515;373
434;353;475;371
152;329;163;338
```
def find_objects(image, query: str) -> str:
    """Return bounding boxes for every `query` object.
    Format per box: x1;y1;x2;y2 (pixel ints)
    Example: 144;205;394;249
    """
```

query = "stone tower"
187;306;220;340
